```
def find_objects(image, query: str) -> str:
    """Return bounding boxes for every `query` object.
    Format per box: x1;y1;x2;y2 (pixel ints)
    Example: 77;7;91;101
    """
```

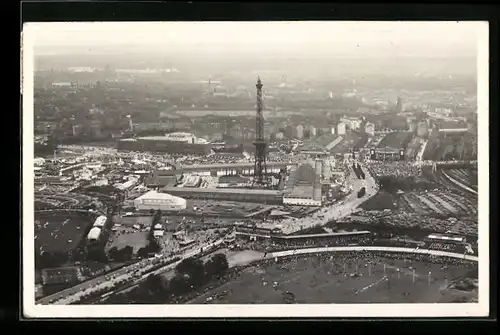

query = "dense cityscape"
31;22;480;308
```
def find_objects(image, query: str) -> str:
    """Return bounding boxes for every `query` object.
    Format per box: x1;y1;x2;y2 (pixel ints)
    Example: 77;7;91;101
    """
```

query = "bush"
205;253;229;279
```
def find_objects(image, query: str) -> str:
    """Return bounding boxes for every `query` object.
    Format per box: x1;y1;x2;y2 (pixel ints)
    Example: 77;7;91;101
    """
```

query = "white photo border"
22;21;490;319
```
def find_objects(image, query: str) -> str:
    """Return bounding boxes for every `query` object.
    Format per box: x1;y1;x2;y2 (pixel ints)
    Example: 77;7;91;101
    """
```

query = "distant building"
364;122;375;136
275;132;284;140
417;121;429;137
285;125;297;138
337;122;346;135
51;82;72;88
397;97;403;113
340;116;361;130
283;162;322;206
117;132;212;155
296;125;304;139
408;120;418;132
434;107;453;117
309;125;317;137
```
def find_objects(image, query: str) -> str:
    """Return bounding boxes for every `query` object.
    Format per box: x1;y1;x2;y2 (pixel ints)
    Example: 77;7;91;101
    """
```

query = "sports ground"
35;212;95;254
190;253;477;304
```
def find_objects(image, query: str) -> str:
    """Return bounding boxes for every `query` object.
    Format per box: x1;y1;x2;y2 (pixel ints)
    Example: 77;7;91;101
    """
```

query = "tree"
108;246;119;260
121;245;134;260
205;253;229;279
145;274;165;294
137;247;149;258
175;258;205;286
168;274;189;295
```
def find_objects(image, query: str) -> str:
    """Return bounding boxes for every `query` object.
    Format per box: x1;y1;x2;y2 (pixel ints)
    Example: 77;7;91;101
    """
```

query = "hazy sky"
28;21;483;58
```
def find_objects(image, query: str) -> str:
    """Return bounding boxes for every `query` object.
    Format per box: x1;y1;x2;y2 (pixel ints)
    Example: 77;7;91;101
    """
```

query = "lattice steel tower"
253;77;268;186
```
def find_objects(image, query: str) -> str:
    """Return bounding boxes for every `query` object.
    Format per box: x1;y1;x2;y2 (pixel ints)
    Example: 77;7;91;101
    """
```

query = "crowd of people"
367;161;422;178
168;248;477;304
348;211;478;237
232;233;473;256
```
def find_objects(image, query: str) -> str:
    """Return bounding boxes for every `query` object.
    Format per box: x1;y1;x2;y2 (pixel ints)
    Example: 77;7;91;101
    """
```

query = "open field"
377;132;413;149
190;253;477;304
35;213;95;254
105;231;149;254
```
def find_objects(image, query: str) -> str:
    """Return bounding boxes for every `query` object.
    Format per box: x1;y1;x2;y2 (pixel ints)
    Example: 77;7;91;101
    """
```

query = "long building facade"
117;135;212;155
160;187;284;204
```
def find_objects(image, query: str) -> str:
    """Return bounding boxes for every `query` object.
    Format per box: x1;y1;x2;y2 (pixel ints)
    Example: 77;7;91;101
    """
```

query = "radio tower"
253;77;268;186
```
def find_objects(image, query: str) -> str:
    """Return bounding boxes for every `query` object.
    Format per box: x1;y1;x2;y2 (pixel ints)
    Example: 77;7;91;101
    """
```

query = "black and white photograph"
22;21;489;318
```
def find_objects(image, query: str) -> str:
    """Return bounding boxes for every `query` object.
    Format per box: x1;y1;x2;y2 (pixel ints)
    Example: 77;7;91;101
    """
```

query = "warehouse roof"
161;187;282;196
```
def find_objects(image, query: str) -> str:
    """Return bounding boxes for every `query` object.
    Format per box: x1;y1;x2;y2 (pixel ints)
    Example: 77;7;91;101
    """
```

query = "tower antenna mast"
253;77;268;186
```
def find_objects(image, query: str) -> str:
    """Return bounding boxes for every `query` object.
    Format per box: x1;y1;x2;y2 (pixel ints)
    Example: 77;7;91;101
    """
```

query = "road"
280;163;379;234
37;239;225;305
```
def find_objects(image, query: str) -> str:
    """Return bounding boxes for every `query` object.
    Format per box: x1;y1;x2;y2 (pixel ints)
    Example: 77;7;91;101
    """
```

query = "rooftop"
161;187;282;196
135;190;184;201
181;161;288;171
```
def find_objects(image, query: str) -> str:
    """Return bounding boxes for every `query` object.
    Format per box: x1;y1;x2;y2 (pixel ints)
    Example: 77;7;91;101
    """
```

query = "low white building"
87;227;102;241
296;125;304;139
309;125;317;137
34;157;46;166
153;230;164;238
93;215;107;228
134;190;187;211
365;122;375;136
337;122;346;135
115;177;139;192
340;116;361;130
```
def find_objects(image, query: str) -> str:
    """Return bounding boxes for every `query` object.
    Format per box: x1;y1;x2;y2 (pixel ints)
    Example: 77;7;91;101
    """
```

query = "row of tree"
104;253;229;304
136;210;162;257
